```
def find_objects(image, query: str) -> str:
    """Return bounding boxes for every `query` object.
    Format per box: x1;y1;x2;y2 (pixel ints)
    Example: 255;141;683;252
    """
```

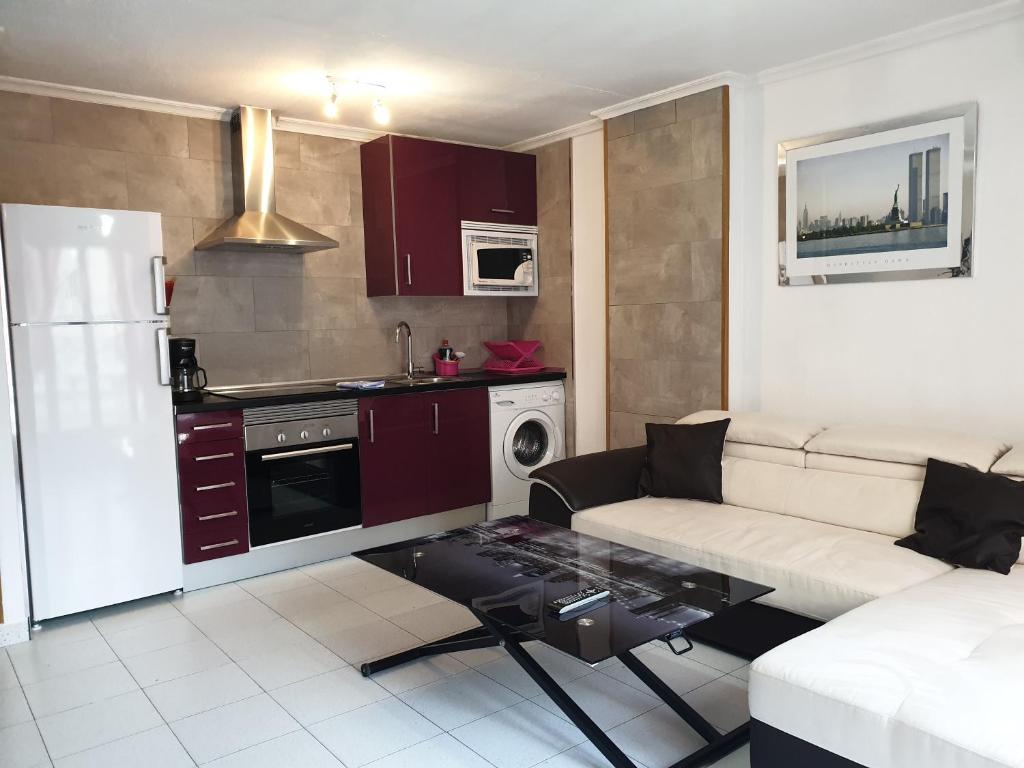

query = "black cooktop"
208;382;340;401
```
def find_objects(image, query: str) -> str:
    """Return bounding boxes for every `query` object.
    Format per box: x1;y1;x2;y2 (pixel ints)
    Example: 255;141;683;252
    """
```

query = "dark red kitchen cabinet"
457;145;537;227
358;394;430;527
424;388;491;514
359;135;463;297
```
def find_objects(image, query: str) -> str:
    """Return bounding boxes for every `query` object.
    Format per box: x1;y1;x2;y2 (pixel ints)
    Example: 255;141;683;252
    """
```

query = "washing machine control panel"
489;383;565;408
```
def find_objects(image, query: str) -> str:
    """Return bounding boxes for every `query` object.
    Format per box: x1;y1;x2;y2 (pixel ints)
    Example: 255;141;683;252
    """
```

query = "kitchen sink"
385;375;458;386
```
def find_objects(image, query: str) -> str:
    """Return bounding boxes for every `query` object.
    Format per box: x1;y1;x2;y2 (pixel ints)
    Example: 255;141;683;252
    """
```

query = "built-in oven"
462;221;539;296
243;400;361;546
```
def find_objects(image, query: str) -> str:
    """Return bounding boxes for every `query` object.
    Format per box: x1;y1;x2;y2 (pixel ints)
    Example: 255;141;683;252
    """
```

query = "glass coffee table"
355;516;773;768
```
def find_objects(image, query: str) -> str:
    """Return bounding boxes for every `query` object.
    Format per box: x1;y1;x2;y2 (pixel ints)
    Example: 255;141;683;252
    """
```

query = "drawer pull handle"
197;510;238;521
490;208;515;214
194;452;235;462
199;539;239;551
195;481;236;492
194;422;234;431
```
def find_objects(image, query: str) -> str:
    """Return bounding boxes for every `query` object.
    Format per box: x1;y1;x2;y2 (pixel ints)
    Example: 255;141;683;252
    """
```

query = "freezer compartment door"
2;204;165;324
12;323;183;620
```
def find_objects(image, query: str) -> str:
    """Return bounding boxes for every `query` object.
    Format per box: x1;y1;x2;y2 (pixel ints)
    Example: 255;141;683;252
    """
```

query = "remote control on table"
547;587;610;616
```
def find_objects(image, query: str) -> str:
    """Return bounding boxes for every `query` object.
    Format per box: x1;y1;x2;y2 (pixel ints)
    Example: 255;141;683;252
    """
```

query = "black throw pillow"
895;458;1024;574
638;419;730;503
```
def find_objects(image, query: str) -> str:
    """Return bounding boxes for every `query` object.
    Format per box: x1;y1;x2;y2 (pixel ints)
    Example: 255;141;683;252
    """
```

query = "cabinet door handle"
195;481;236;492
490;208;515;214
153;256;169;315
156;327;171;386
369;409;375;443
432;402;439;435
262;444;353;461
194;452;235;462
405;254;412;285
194;422;234;431
199;539;238;551
197;510;238;521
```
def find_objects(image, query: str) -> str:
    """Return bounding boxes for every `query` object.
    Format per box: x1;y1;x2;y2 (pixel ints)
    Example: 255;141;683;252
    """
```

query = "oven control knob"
276;433;286;444
322;427;332;438
300;430;310;440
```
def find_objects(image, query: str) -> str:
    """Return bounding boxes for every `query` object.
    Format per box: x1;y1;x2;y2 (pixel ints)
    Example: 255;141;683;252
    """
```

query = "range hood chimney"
195;106;338;253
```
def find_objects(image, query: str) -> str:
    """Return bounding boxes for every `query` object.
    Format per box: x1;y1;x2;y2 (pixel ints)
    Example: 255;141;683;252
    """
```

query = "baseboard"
750;719;867;768
0;619;29;647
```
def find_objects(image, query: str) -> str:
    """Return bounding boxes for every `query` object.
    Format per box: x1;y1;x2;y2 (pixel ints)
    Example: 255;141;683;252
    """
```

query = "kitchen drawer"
178;438;245;485
180;480;247;526
176;410;243;444
183;518;249;564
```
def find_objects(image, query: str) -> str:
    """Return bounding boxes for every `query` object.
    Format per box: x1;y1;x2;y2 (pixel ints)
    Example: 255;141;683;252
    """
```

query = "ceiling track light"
322;75;392;126
372;98;390;126
323;77;339;119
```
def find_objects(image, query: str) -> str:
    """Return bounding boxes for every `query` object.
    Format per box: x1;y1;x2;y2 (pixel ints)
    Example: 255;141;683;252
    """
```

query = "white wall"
733;16;1024;441
570;129;608;455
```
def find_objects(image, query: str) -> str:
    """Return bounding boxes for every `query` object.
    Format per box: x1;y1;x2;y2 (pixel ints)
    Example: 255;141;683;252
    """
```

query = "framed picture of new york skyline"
778;103;977;286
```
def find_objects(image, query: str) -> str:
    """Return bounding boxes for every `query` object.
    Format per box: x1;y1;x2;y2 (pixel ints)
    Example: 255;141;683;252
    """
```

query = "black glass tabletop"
354;516;773;664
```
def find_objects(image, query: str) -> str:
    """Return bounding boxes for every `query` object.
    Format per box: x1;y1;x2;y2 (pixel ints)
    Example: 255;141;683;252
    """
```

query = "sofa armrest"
528;446;646;528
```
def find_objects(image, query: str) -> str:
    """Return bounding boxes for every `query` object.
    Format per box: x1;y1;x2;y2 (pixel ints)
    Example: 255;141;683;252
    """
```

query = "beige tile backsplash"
605;87;726;448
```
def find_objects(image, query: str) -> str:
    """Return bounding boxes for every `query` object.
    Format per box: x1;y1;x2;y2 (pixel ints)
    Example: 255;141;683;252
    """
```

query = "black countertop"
174;368;567;413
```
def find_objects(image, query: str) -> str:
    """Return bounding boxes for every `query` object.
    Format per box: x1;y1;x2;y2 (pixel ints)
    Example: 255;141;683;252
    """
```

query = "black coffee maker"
169;337;207;403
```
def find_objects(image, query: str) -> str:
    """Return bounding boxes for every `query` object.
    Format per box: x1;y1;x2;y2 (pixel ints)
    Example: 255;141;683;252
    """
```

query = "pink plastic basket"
433;355;460;376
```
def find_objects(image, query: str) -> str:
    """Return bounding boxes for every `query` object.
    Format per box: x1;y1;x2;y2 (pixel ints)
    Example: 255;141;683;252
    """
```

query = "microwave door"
474;246;531;285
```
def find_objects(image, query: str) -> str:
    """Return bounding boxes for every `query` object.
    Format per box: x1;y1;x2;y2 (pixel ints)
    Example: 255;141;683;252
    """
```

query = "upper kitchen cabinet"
360;136;537;297
457;145;537;227
360;135;463;297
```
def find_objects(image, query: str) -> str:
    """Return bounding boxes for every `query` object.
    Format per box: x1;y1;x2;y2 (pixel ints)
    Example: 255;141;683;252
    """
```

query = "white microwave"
461;221;539;296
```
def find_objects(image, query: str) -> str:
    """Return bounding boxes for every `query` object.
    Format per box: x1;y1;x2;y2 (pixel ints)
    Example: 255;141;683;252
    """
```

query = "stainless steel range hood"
195;106;338;253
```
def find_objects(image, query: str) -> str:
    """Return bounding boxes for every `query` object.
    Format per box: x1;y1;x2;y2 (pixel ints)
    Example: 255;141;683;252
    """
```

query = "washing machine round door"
503;410;563;481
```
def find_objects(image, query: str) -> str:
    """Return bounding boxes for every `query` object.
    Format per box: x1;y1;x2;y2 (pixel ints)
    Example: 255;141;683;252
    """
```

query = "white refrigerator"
1;204;183;621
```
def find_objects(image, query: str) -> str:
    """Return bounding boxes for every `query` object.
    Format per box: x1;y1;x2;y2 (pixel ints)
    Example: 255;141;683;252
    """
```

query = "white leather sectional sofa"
530;411;1023;768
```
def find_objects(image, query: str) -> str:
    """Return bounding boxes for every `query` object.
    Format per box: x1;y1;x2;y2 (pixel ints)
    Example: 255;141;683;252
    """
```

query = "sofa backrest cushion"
804;425;1009;472
723;456;922;538
725;441;805;468
805;453;925;480
991;447;1024;478
678;410;824;450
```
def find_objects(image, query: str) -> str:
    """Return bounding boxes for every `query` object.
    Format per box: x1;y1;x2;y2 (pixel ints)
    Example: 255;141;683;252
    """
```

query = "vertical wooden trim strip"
603;120;612;448
720;86;731;411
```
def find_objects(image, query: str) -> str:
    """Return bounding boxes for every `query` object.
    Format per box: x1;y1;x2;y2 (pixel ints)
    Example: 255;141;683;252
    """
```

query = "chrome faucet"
395;321;414;378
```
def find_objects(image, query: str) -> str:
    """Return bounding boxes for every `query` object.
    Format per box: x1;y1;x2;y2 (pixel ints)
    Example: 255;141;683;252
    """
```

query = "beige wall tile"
609;358;719;419
622;176;723;250
674;87;724;122
309;328;402;378
634;102;676;132
169;276;255;334
275;167;357;226
353;286;447;329
252;277;355;331
0;139;127;208
609;411;677;449
691;113;724;181
193;248;306;278
273;130;301;170
302;226;365;278
690;239;723;302
161;216;196;276
126;155;232;218
605;114;634;141
534;140;571;213
188;117;231;163
0;92;53;142
609;243;690;306
443;297;507;326
52;100;188;157
191;331;309;386
299;135;361;175
607;120;693;196
609;302;721;363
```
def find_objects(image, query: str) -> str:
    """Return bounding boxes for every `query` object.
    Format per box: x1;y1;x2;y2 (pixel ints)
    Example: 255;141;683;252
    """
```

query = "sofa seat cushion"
571;497;951;621
750;566;1024;768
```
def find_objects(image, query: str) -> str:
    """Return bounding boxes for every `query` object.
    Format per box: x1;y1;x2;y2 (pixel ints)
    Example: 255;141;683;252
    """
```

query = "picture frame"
778;103;978;286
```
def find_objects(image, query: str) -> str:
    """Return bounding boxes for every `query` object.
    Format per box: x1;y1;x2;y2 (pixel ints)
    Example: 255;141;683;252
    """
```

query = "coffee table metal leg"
359;626;499;676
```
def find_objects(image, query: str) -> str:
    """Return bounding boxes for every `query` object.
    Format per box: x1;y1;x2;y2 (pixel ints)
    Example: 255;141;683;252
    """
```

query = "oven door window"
246;439;361;546
474;247;532;282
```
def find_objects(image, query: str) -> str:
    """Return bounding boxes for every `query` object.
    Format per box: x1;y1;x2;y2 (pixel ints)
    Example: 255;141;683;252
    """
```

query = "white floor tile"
388;601;479;642
288;599;381;640
122;637;229;688
600;646;721;698
606;705;705;768
319;618;421;664
372;653;467;695
0;651;19;690
269;666;391;726
146;664;260;722
0;685;33;728
52;725;194;768
169;694;299;765
533;671;660;731
449;646;507;668
353;584;446;618
209;618;310;661
683;676;749;732
535;741;632;768
184;599;279;640
730;665;750;682
89;597;178;636
204;730;342;768
400;668;522;731
451;700;584;768
476;656;544;698
258;583;352;621
309;698;441;767
526;644;601;685
233;636;345;690
169;584;254;616
319;566;411;600
301;555;375;584
26;617;99;650
364;733;493;768
8;637;117;686
35;689;162;760
104;616;204;659
22;662;137;719
239;568;317;598
710;743;750;767
0;720;51;768
683;644;748;674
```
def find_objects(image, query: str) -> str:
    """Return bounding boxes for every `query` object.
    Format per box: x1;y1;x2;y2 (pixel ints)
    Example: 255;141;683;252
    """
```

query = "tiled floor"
0;557;752;768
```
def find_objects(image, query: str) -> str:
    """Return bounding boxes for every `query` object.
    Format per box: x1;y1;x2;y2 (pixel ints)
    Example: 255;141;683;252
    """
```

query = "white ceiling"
0;0;1005;146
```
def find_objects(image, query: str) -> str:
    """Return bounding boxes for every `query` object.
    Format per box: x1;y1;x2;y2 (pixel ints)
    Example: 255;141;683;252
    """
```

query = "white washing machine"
487;381;566;520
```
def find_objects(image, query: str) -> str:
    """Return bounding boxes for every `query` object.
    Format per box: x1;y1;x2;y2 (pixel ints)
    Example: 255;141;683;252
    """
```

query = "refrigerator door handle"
152;256;169;315
156;327;171;386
